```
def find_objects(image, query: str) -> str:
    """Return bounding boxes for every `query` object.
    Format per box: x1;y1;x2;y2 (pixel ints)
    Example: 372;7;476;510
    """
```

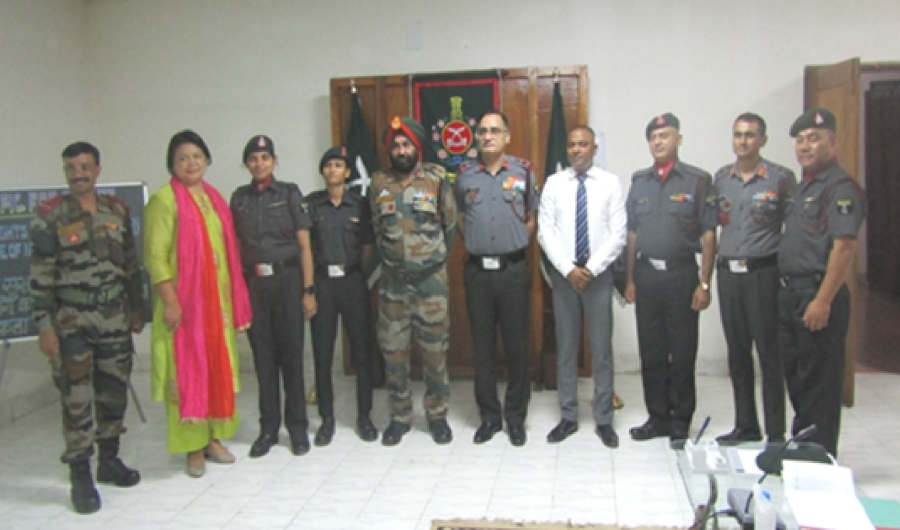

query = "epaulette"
103;193;131;214
675;161;711;179
305;189;328;205
36;195;65;217
511;156;533;170
458;161;473;172
633;167;654;181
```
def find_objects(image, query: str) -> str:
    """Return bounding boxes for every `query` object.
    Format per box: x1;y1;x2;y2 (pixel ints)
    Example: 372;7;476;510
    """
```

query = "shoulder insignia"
36;196;65;217
104;194;130;213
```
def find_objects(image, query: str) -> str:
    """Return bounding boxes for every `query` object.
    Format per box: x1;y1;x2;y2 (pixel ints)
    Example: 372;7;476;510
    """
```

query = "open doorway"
857;67;900;373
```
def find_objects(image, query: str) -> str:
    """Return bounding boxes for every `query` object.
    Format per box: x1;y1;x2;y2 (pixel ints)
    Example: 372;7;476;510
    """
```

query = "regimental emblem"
656;115;666;126
814;112;824;125
430;96;478;178
257;136;266;148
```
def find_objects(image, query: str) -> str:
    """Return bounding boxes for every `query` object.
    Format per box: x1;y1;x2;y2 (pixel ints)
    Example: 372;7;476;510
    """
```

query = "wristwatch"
698;281;710;291
303;285;316;295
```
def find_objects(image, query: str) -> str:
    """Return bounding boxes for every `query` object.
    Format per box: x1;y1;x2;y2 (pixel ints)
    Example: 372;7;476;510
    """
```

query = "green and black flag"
345;90;377;197
544;80;568;179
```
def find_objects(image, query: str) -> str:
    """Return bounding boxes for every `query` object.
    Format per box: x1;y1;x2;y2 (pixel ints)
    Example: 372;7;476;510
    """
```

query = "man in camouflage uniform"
30;142;144;514
370;117;457;446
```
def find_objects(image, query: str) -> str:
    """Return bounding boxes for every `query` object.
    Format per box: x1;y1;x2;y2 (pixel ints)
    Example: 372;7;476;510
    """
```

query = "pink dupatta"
170;177;252;421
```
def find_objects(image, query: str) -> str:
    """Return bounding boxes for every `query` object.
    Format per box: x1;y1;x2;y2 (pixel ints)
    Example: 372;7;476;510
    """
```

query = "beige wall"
3;0;900;423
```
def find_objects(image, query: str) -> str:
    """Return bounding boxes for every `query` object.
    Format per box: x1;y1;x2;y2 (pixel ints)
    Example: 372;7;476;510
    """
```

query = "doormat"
431;521;686;530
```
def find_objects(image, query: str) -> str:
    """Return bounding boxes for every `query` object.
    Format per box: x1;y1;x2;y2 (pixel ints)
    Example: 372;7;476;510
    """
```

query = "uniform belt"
250;256;300;277
315;264;360;276
469;248;527;270
639;254;696;271
57;283;124;306
779;273;823;290
717;254;777;273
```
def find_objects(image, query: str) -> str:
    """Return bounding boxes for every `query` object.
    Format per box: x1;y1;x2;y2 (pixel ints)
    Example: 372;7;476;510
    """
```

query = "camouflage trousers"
50;299;134;463
377;267;450;423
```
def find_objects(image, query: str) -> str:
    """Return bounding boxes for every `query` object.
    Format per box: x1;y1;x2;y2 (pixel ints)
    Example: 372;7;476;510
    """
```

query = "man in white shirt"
538;126;627;447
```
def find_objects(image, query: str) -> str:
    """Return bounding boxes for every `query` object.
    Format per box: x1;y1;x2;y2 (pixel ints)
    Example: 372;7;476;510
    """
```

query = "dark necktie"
576;174;589;266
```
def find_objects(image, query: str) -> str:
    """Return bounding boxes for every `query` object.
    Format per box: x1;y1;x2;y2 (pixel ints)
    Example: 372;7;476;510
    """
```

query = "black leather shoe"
381;421;411;446
546;419;578;443
290;432;310;456
69;461;101;514
508;424;526;446
96;457;141;487
314;417;335;447
473;420;502;444
629;420;669;441
595;424;619;448
429;418;453;445
249;432;278;458
715;428;763;446
669;425;690;450
356;416;378;442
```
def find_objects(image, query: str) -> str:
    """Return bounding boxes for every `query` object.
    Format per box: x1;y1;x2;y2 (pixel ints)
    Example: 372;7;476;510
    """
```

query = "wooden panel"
330;66;589;381
804;58;861;406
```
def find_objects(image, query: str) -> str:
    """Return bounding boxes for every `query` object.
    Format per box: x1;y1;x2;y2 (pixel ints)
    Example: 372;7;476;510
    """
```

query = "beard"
390;152;417;173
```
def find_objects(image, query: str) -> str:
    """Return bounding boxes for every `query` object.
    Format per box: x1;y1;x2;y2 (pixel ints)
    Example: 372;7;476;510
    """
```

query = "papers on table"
726;447;764;475
782;461;875;530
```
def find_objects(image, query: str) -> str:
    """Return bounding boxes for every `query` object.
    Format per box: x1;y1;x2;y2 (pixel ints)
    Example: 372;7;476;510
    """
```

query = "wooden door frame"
804;59;900;406
329;66;590;382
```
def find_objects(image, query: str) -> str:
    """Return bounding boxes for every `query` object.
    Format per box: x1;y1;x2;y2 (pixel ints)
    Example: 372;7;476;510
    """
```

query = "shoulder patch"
515;157;533;170
36;196;65;217
105;194;130;214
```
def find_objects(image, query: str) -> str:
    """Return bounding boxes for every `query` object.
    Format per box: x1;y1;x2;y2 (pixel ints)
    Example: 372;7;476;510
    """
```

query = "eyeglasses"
475;126;507;136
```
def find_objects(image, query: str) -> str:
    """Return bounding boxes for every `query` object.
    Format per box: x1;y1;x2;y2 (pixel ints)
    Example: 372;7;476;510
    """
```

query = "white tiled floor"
1;371;898;529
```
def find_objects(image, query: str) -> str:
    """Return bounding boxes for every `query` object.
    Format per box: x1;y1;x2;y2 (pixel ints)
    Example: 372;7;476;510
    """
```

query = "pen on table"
693;415;711;444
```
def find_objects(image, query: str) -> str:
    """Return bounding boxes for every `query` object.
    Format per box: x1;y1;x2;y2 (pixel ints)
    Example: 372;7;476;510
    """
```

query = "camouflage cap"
319;145;351;173
243;134;275;163
383;116;427;157
645;112;680;140
789;108;836;137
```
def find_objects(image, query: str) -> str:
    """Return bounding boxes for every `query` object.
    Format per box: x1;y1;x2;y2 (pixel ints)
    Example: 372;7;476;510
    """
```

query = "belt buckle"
481;256;501;270
255;263;274;277
648;258;667;271
327;264;346;278
728;259;749;274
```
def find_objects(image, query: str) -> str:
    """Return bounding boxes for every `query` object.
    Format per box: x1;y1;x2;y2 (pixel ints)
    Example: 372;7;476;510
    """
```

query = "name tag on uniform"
648;258;667;271
481;257;501;270
413;199;436;214
328;264;345;278
728;259;749;274
255;263;274;277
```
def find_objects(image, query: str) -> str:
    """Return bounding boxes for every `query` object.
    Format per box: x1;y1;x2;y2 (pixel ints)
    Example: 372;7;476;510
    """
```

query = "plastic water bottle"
752;483;776;530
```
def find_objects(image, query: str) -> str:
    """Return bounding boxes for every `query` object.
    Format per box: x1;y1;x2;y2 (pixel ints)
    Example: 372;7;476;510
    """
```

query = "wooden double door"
329;66;588;383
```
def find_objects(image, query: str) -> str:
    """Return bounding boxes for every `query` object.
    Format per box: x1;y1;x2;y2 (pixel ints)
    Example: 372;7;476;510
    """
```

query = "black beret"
645;112;680;140
319;145;351;173
789;108;836;137
243;135;275;163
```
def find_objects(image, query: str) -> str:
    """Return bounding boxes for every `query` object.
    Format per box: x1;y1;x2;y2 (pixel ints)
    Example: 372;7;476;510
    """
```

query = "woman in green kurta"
144;130;252;477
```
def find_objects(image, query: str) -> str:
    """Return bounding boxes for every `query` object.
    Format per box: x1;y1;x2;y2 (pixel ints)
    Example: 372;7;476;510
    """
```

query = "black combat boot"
96;438;141;487
69;460;101;514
